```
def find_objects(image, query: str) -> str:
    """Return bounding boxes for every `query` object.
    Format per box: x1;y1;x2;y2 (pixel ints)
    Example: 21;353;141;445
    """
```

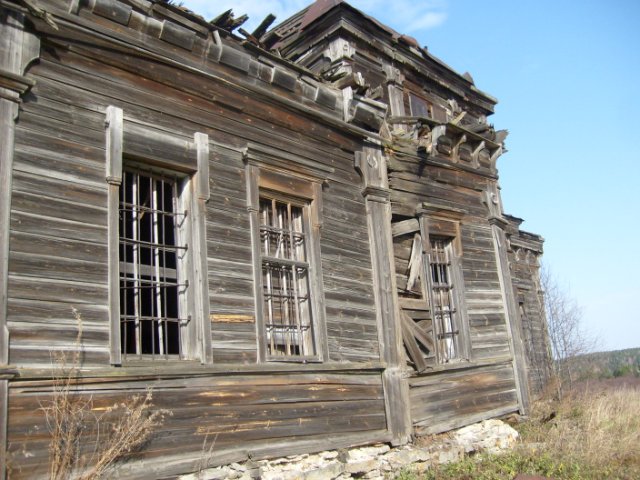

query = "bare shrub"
41;309;170;479
79;390;168;480
541;265;597;395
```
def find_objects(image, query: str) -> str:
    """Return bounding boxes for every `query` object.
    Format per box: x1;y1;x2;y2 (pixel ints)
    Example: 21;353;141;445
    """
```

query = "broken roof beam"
238;14;277;46
210;9;233;27
210;9;248;32
252;14;276;40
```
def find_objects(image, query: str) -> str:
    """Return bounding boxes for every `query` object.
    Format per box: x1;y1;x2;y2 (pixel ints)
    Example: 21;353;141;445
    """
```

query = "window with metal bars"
259;195;316;358
429;237;459;362
119;169;188;359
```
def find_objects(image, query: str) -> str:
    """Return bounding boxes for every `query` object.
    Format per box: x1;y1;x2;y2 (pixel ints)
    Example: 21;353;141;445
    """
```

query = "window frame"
106;106;211;365
258;192;317;359
118;166;189;360
417;205;471;365
427;236;462;363
244;144;332;363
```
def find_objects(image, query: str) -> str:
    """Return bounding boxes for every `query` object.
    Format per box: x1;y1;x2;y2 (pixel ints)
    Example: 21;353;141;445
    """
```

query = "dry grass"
41;309;170;479
520;382;640;477
404;381;640;479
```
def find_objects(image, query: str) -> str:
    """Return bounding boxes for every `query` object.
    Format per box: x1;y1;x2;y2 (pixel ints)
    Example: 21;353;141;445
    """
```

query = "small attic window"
408;92;432;118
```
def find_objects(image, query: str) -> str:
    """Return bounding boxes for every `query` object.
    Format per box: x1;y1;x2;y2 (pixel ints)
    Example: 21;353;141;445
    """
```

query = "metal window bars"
119;169;188;359
259;197;315;358
429;238;458;361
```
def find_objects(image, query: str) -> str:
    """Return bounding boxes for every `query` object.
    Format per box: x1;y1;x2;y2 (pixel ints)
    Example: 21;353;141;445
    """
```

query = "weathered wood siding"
283;5;526;431
386;149;512;357
7;369;387;478
271;0;537;432
410;361;518;435
7;13;379;365
508;229;553;396
3;1;388;475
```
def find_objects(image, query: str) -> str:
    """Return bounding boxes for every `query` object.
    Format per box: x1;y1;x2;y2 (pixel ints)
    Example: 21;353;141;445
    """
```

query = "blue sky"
181;0;640;352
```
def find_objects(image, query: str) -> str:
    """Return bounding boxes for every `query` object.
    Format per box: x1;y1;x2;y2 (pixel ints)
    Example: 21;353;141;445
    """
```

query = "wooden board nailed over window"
210;314;255;323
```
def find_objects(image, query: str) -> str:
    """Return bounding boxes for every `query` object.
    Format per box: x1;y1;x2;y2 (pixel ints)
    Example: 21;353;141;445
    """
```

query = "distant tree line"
566;348;640;381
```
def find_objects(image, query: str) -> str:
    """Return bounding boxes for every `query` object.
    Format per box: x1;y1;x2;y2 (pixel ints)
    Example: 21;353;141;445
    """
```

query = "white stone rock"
361;468;383;479
302;461;344;480
343;444;390;462
344;458;378;474
320;450;340;460
453;419;519;455
383;447;430;470
178;465;238;480
434;445;463;465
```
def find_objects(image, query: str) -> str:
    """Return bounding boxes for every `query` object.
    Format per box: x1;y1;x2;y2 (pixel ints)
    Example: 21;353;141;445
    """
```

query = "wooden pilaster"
0;9;40;479
356;142;412;445
487;188;531;414
193;132;212;363
105;105;124;365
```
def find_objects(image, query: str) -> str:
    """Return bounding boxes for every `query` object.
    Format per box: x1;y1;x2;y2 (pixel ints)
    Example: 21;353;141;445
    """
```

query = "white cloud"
350;0;447;33
180;0;447;36
406;11;447;32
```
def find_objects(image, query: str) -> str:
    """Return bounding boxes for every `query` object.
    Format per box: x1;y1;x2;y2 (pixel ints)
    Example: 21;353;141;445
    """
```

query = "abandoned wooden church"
0;0;553;476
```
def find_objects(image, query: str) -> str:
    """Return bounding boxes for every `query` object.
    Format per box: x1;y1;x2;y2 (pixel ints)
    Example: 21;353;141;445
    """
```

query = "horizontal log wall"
5;9;385;476
385;150;519;431
387;153;511;360
410;362;518;435
8;24;379;363
7;369;387;478
510;247;552;396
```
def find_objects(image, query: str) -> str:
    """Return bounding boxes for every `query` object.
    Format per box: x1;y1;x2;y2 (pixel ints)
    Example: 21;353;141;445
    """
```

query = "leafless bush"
541;265;597;395
41;309;170;479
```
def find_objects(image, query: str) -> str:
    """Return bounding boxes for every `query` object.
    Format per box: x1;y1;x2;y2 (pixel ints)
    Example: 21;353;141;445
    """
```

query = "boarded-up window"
259;195;316;358
119;169;187;358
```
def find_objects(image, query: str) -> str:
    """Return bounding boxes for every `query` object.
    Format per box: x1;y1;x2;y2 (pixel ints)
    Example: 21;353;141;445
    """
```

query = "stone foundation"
179;419;519;480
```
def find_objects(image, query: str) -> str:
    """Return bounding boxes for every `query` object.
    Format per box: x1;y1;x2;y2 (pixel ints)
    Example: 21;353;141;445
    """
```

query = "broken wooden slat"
391;218;419;237
400;311;428;372
405;315;435;353
398;297;428;310
406;233;422;292
252;14;276;40
238;28;259;45
210;9;233;27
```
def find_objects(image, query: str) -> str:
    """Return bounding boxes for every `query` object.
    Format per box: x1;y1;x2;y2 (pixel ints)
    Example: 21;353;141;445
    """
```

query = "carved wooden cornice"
0;68;36;99
416;202;465;221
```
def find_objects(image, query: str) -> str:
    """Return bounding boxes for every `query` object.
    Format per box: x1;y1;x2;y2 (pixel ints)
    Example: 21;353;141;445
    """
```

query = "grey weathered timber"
0;10;40;478
356;142;412;445
490;215;531;413
0;0;553;476
0;98;17;369
507;220;552;395
193;132;212;363
105;105;123;365
245;163;264;362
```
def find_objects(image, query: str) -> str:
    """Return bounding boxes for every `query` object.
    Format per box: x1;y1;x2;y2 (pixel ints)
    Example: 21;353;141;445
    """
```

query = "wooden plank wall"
7;25;380;364
4;13;385;476
509;245;553;396
7;371;387;478
386;149;518;431
409;362;518;435
387;150;512;357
